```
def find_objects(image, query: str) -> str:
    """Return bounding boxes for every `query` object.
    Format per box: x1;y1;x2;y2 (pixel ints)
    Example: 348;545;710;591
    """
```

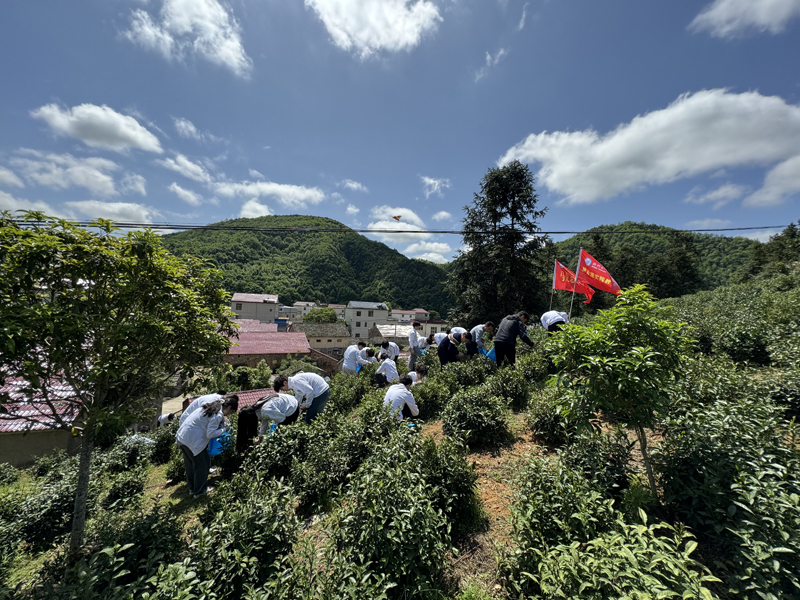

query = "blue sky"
2;0;800;263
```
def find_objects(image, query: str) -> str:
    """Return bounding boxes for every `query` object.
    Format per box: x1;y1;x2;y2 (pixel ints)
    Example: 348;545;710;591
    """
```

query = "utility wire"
10;219;790;236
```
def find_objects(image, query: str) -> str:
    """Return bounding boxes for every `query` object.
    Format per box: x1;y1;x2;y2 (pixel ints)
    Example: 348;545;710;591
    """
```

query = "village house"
344;301;391;339
224;331;311;369
288;322;352;359
292;301;318;317
390;307;431;323
230;293;279;324
326;304;346;319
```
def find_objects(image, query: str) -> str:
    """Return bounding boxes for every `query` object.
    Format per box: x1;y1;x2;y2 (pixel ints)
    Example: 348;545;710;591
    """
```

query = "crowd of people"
171;309;571;498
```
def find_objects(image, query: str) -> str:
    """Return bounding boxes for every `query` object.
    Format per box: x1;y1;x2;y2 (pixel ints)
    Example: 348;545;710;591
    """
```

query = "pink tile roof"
232;293;279;303
233;319;279;332
188;387;273;410
229;332;311;355
0;379;81;433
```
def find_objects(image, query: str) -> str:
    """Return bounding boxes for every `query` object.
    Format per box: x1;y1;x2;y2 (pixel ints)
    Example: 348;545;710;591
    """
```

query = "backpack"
235;391;278;454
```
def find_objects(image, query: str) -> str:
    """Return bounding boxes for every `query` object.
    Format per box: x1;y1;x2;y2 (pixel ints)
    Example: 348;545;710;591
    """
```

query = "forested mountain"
554;221;757;289
160;215;454;315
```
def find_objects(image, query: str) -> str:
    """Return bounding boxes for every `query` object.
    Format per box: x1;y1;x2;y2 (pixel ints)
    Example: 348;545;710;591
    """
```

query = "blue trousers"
305;389;330;424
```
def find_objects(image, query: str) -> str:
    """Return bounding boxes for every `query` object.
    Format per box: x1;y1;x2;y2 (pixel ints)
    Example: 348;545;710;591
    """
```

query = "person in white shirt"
383;375;419;421
450;326;468;341
409;363;428;385
470;321;495;351
540;310;569;334
179;390;226;426
363;348;377;363
256;393;300;441
375;353;399;387
157;413;175;427
434;331;449;346
342;342;368;376
176;395;238;498
274;372;330;424
408;321;423;371
380;340;400;361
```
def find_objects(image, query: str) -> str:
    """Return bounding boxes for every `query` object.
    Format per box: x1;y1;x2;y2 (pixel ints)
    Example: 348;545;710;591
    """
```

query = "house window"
235;303;242;310
368;310;374;317
327;339;332;343
355;333;360;338
356;311;361;316
356;322;361;328
431;327;438;333
316;339;321;343
337;339;341;342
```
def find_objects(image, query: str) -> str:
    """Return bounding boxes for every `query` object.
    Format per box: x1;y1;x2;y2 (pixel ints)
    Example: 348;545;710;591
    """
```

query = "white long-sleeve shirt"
451;327;467;338
470;324;487;349
408;330;420;349
288;373;329;409
383;384;419;421
541;311;569;328
343;344;369;370
382;342;400;360
176;408;226;456
434;332;448;346
257;393;299;435
375;358;399;382
179;392;223;426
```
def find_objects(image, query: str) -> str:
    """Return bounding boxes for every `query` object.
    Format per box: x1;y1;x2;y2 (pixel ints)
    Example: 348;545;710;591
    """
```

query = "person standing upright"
493;311;534;366
408;321;423;370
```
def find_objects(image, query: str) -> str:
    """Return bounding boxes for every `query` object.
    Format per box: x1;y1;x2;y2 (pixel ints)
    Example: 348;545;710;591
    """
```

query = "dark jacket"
437;336;459;366
494;315;534;347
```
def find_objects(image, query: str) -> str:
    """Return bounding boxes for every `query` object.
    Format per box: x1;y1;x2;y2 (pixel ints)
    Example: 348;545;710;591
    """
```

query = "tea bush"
560;429;632;498
524;387;581;446
515;343;551;383
92;436;154;476
99;468;146;510
30;449;71;479
442;387;510;447
0;464;19;487
326;366;377;413
165;446;185;483
443;356;496;388
150;421;178;465
412;370;458;420
482;367;529;411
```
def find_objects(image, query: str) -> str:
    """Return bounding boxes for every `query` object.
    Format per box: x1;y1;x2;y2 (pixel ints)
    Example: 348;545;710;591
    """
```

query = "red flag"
575;249;621;295
553;260;595;304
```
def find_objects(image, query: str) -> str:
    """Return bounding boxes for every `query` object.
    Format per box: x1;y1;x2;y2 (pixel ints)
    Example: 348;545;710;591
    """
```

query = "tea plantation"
2;271;800;599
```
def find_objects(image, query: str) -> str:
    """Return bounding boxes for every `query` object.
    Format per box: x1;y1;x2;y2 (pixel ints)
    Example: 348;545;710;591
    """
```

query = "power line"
9;219;790;236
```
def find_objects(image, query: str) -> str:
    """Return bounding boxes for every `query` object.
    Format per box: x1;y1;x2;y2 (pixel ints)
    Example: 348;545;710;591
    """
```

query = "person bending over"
383;375;419;421
470;321;495;351
375;352;399;388
274;372;330;424
342;341;369;376
493;311;534;367
381;340;400;361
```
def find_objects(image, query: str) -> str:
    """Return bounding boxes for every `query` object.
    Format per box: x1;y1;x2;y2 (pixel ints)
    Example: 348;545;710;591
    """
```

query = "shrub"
443;358;495;388
442;388;510;447
524;387;580;446
150;421;178;465
515;344;550;383
560;429;632;499
482;368;529;411
191;478;299;599
328;433;450;598
326;365;377;413
92;436;154;476
165;446;185;484
0;463;19;487
412;371;457;420
30;449;70;479
511;514;721;599
100;468;146;510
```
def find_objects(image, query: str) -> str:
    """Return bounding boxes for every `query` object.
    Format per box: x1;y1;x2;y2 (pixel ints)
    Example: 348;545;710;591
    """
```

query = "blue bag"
479;347;497;362
208;431;230;457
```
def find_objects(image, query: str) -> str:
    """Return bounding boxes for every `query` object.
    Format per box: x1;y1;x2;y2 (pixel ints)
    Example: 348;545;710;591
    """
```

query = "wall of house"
344;308;390;339
0;429;82;467
231;301;277;323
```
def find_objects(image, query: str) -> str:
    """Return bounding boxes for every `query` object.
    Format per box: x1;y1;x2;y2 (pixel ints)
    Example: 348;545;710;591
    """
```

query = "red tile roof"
187;387;273;410
229;332;311;355
232;293;279;303
233;319;279;332
0;379;81;433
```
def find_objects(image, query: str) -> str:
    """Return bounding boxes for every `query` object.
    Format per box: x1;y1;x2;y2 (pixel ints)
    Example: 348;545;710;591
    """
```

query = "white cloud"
156;153;213;183
500;89;800;205
168;182;203;206
404;240;451;255
120;173;147;196
214;180;326;208
64;200;160;223
124;0;252;77
744;155;800;206
10;151;119;197
431;210;452;221
341;178;369;192
346;203;360;215
0;190;68;218
685;183;748;209
738;230;777;243
0;167;24;188
689;0;800;38
517;2;529;30
421;175;451;198
239;198;273;218
249;169;264;179
685;218;733;228
475;48;507;82
414;252;448;264
30;103;162;154
173;117;220;143
305;0;442;58
367;205;430;242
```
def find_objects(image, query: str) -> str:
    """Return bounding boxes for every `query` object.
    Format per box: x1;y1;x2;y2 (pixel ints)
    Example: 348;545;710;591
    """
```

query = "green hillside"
160;215;454;315
554;221;757;289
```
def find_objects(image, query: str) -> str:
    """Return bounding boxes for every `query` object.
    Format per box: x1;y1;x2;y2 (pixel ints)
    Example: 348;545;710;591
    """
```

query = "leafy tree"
447;160;548;325
303;307;338;323
0;213;236;556
550;285;694;497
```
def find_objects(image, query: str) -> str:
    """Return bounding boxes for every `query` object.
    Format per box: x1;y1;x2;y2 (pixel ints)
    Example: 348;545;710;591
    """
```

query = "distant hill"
554;221;757;289
160;215;454;315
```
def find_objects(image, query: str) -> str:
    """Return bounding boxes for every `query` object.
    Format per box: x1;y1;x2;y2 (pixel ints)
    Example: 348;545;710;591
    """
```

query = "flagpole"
568;248;581;319
549;259;556;310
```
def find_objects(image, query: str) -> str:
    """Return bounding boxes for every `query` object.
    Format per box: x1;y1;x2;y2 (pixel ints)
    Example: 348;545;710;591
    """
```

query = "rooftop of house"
231;293;279;304
0;379;81;434
293;301;317;307
327;304;346;308
347;301;389;310
233;319;279;333
375;324;415;337
228;332;311;355
289;322;350;338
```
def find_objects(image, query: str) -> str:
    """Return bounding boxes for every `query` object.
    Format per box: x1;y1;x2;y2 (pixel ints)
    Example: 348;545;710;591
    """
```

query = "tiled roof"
233;319;278;332
377;324;414;337
0;379;81;433
327;304;346;308
232;293;279;303
187;387;273;410
293;301;317;307
348;301;388;310
229;332;311;355
290;322;350;338
412;308;429;313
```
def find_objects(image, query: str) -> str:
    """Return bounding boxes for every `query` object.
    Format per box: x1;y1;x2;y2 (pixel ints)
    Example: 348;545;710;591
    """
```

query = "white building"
293;301;318;316
231;293;279;324
391;308;431;323
345;301;391;339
